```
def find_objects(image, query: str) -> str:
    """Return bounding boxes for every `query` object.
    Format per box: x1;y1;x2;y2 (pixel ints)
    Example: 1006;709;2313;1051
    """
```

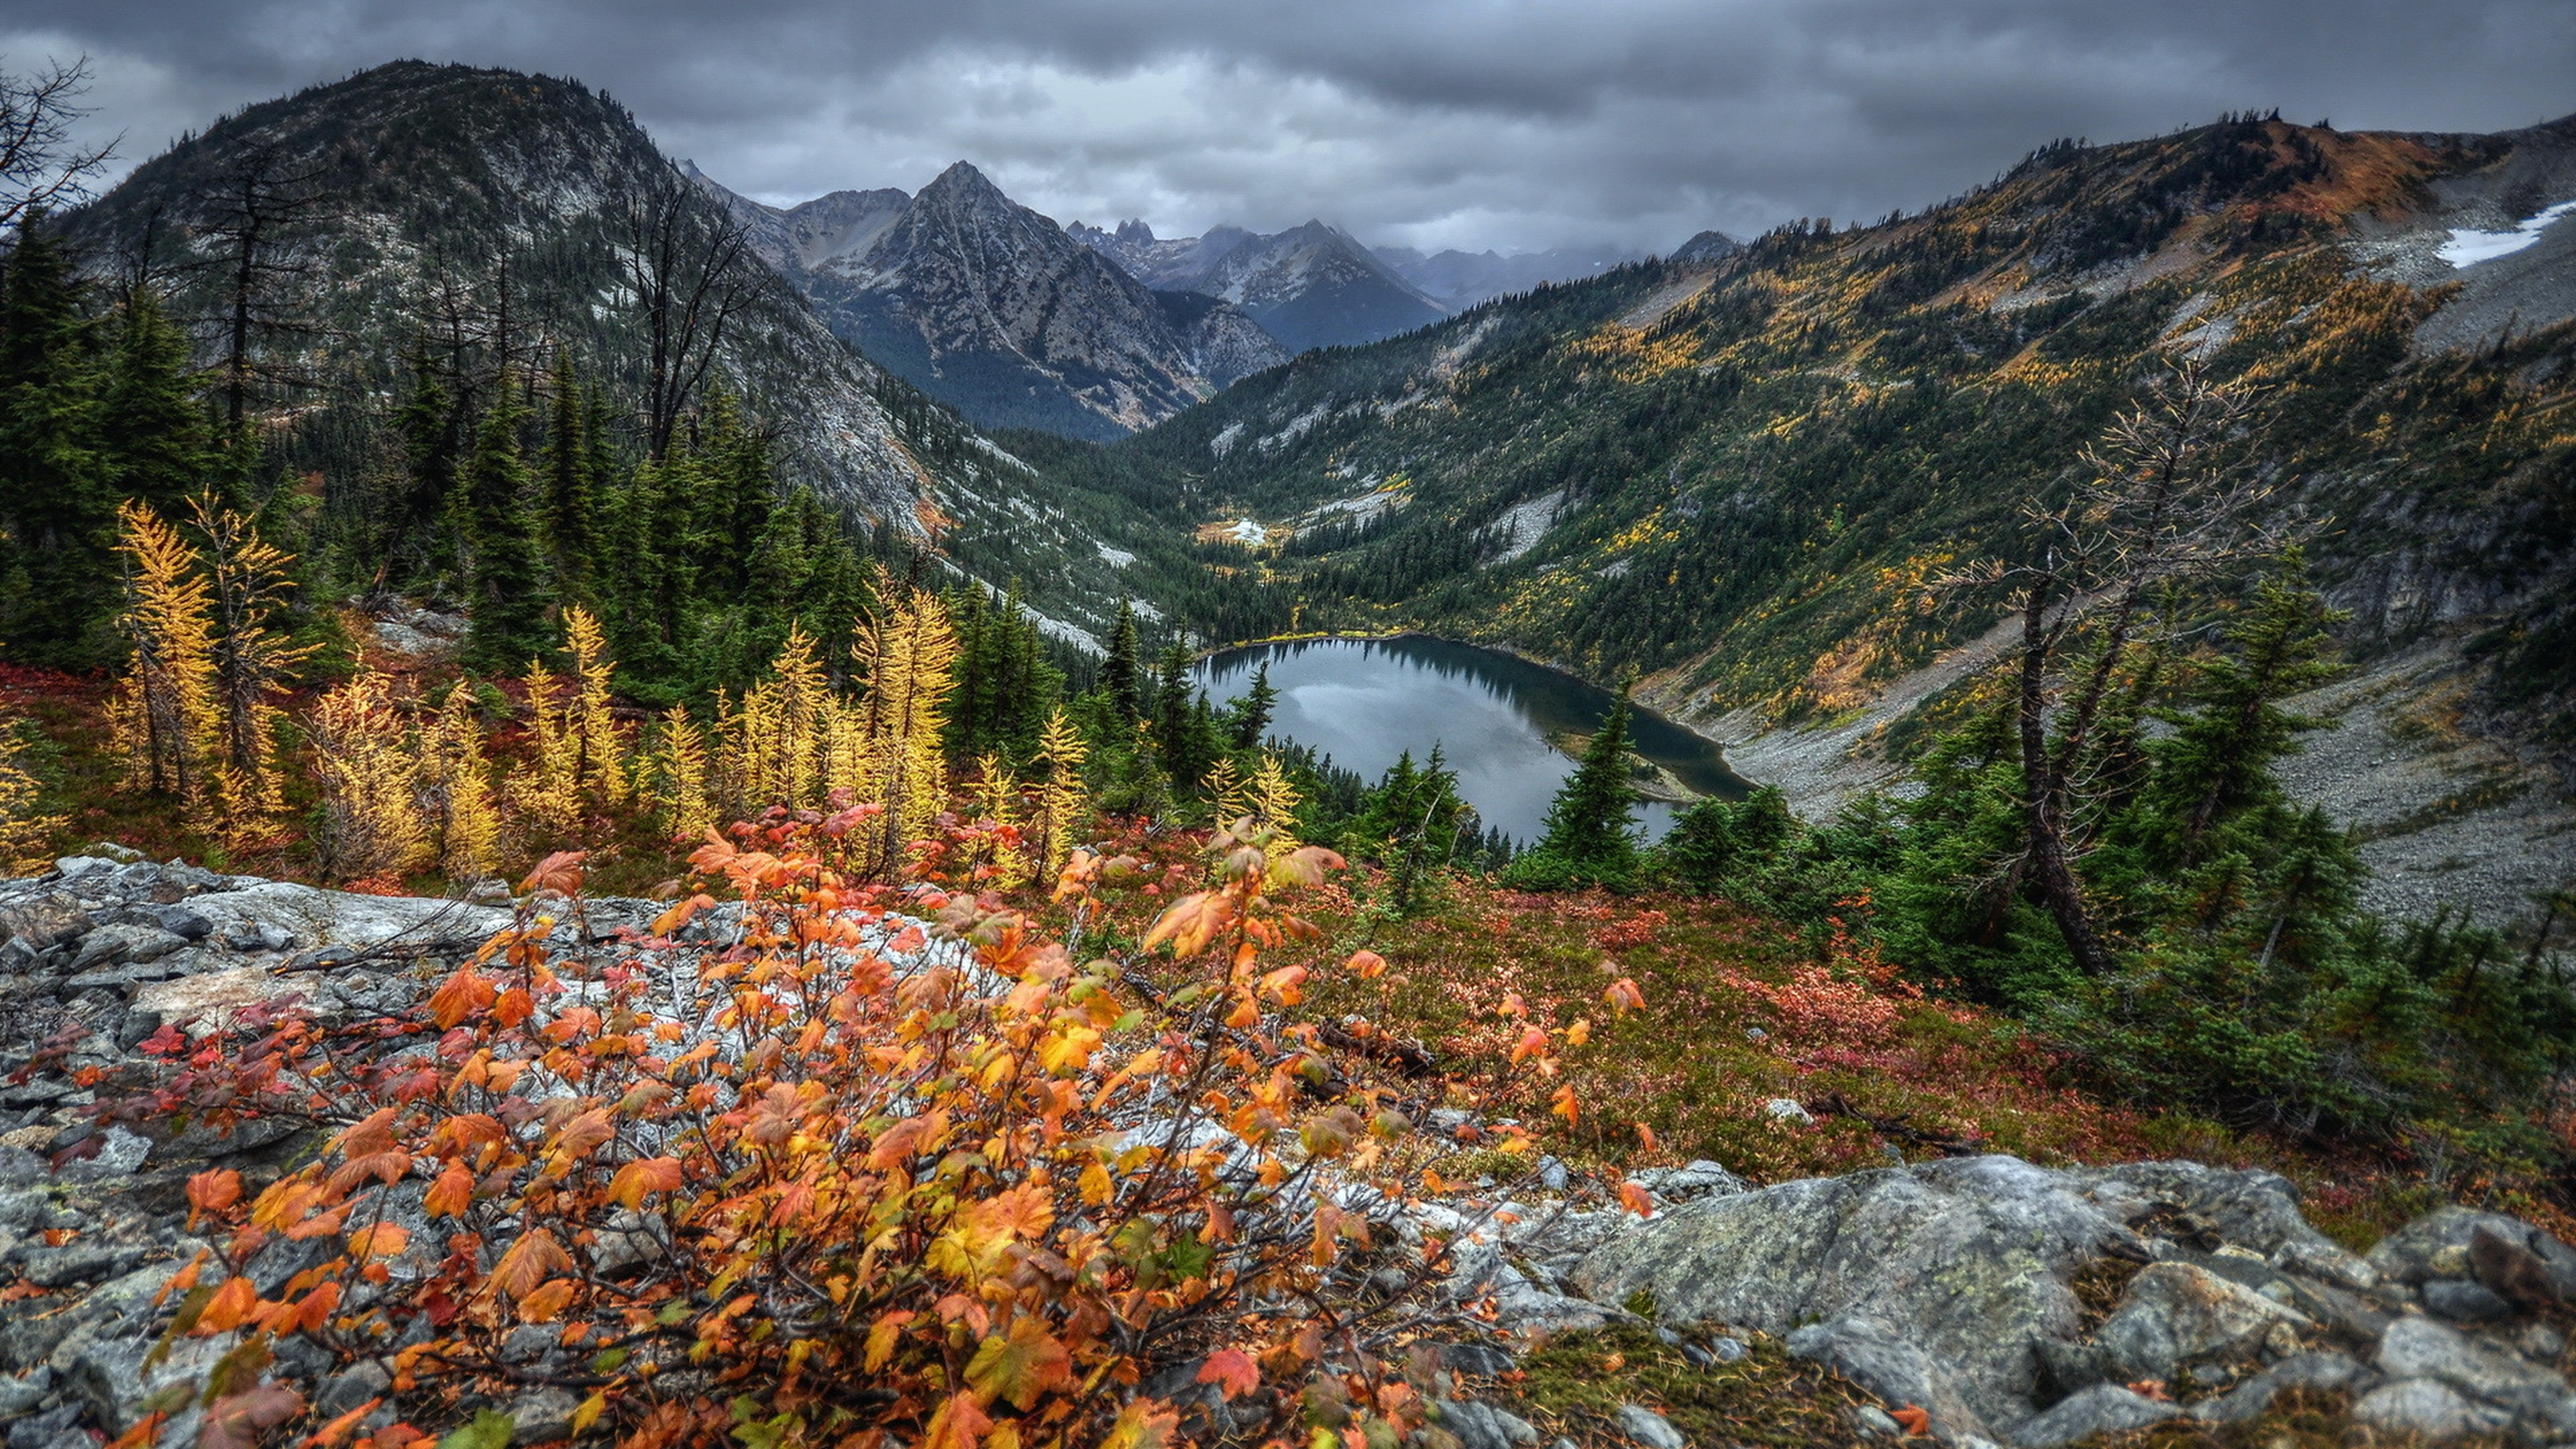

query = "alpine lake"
1195;635;1750;843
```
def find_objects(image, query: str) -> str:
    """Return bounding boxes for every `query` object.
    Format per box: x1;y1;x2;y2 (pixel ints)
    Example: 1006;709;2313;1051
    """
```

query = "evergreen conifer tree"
460;389;553;673
1229;662;1278;749
538;353;598;594
0;222;114;665
1102;598;1144;720
1509;686;1642;889
99;288;208;518
391;350;462;589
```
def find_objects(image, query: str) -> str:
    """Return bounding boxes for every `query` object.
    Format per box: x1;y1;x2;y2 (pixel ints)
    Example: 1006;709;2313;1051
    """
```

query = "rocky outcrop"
1563;1155;2576;1446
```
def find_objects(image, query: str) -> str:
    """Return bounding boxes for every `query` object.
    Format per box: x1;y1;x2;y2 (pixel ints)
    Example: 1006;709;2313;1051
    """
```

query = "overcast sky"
7;0;2571;254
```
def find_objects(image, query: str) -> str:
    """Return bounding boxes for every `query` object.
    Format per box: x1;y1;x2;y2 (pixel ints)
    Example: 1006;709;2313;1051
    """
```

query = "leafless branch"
0;55;117;233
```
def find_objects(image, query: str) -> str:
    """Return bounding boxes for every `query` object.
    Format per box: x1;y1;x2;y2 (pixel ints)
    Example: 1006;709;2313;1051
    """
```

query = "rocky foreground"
5;855;2576;1448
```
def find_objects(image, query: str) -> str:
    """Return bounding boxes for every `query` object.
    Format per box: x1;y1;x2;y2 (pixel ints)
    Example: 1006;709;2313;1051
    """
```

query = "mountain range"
690;162;1287;440
1067;217;1450;352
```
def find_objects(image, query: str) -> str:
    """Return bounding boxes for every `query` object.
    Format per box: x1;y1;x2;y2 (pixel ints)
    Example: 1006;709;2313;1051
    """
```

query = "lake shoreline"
1197;633;1748;839
1204;627;1743;780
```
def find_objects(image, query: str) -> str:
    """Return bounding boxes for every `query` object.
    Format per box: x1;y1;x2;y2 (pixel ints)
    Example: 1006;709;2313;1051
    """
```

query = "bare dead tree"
0;55;116;232
1948;355;2294;975
195;142;337;431
616;166;752;461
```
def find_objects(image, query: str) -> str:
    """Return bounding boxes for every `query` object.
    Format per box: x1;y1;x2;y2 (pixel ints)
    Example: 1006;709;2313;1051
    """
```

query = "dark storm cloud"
8;0;2571;252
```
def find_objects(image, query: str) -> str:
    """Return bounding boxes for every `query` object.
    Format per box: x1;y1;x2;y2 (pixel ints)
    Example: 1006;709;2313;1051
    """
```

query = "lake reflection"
1196;636;1748;842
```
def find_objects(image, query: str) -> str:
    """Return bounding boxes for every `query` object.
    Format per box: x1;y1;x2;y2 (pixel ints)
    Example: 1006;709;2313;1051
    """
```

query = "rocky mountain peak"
706;159;1286;437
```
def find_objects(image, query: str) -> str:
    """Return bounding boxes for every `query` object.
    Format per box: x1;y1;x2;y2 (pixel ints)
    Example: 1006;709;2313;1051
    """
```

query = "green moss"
1503;1324;1872;1448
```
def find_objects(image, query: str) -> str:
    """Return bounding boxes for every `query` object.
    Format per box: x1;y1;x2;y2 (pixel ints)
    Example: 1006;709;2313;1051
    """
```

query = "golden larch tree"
641;704;712;841
109;501;222;805
308;670;430;882
420;684;502;882
1247;752;1303;859
511;660;584;835
1028;706;1089;877
0;718;64;872
564;606;630;804
191;495;319;830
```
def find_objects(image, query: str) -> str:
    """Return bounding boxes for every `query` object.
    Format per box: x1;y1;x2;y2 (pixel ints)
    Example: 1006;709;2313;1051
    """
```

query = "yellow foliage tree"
564;606;629;804
191;496;319;830
420;685;502;883
1202;756;1247;827
968;753;1029;889
641;704;712;841
1247;752;1303;859
1028;706;1089;876
511;661;584;836
109;501;221;806
730;625;833;810
0;719;64;873
848;586;958;872
309;671;429;883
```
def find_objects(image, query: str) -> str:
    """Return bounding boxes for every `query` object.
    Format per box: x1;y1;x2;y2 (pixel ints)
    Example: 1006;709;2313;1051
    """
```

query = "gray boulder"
2091;1261;2310;1381
1613;1404;1686;1449
1436;1399;1540;1449
2186;1350;2372;1424
1573;1156;2147;1434
2009;1385;2178;1448
1784;1317;1991;1443
2365;1206;2576;1296
2377;1316;2576;1430
2351;1379;2511;1439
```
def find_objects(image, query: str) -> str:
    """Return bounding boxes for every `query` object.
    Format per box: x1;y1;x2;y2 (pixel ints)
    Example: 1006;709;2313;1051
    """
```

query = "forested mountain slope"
52;60;1008;529
1101;115;2576;775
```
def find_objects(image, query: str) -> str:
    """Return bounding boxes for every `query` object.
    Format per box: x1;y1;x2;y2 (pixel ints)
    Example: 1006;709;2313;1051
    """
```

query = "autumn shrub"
101;819;1487;1449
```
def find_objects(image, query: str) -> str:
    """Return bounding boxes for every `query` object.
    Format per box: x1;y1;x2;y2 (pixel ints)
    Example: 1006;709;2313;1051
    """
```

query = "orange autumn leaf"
1618;1180;1656;1218
606;1157;684;1210
1195;1348;1259;1401
423;1165;474;1219
186;1169;241;1226
488;1228;573;1301
427;968;496;1030
1890;1404;1932;1436
193;1275;258;1335
519;849;588;897
1099;1401;1178;1449
1142;891;1236;957
1550;1083;1580;1126
516;1277;578;1323
345;1223;409;1260
924;1392;993;1449
1509;1026;1550;1065
1347;949;1387;979
1604;977;1646;1014
865;1311;918;1373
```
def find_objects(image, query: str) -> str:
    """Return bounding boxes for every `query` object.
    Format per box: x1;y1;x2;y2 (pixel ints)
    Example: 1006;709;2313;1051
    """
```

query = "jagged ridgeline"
45;60;1235;661
1087;113;2576;745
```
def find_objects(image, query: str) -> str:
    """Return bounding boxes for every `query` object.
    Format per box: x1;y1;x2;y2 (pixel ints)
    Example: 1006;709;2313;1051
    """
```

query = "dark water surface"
1196;636;1749;842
